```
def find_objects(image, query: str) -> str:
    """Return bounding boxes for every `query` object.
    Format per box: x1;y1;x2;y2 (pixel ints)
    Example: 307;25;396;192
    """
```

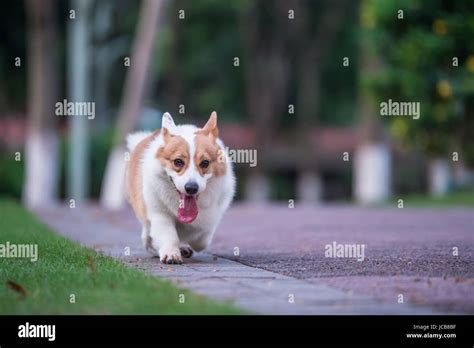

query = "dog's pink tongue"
178;193;198;224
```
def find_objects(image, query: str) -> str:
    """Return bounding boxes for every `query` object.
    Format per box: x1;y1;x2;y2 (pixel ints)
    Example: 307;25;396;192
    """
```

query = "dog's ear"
162;112;177;132
161;112;177;143
202;111;219;139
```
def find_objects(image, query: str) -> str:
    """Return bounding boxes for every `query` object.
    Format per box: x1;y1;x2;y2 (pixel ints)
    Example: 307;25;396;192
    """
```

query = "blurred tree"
153;0;247;122
293;0;348;202
91;0;131;128
240;0;290;201
149;0;357;128
101;0;167;209
362;0;474;195
0;1;26;112
239;0;348;202
23;0;59;208
67;0;93;203
354;4;392;204
90;0;141;128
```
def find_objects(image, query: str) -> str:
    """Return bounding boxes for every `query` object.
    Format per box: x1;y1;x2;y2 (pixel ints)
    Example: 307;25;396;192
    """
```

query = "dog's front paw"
159;246;183;264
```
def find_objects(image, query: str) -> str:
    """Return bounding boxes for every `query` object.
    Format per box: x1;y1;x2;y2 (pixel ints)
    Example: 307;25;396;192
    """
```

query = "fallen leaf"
7;280;27;300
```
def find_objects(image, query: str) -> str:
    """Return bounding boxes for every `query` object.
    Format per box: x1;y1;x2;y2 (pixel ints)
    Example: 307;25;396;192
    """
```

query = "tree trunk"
354;143;391;204
428;158;451;197
23;0;59;208
453;159;472;188
294;0;346;203
354;12;391;204
93;0;129;128
67;0;93;203
296;171;323;203
100;0;166;209
166;0;185;112
240;1;291;202
244;173;271;203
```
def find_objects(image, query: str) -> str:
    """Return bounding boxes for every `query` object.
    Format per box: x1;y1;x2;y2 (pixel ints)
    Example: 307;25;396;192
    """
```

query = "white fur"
129;113;235;263
126;131;152;152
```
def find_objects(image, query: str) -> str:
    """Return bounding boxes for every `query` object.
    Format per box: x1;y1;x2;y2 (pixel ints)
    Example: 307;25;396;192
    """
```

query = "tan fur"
194;133;226;177
156;128;190;175
127;130;159;224
194;112;226;177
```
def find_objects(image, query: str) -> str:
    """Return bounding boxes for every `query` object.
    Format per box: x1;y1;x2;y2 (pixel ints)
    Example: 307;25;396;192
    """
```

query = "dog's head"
156;112;226;224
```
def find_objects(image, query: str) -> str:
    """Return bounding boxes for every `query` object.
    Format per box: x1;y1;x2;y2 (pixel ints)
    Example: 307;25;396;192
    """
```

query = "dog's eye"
174;159;185;168
200;160;210;169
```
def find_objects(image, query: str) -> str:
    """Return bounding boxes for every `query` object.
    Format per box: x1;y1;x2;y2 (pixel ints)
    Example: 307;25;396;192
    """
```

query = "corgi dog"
126;111;235;264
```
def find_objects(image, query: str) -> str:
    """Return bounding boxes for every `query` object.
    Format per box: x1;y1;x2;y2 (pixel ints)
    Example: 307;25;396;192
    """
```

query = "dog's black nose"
184;181;199;195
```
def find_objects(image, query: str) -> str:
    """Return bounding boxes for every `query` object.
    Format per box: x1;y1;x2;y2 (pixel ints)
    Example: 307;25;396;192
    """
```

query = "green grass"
387;191;474;207
0;199;241;314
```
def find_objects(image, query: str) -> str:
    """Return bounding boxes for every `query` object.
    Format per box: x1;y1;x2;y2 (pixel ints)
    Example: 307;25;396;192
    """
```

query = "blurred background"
1;0;473;209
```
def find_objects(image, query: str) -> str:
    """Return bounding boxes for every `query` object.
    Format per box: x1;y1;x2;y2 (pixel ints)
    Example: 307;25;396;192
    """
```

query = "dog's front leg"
149;213;182;264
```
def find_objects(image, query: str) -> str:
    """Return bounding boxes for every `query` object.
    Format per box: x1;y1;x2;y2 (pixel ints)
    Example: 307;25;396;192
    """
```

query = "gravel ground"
209;203;474;313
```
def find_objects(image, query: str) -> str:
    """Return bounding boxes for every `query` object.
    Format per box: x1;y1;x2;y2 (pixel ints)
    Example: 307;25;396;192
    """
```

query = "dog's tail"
126;131;152;152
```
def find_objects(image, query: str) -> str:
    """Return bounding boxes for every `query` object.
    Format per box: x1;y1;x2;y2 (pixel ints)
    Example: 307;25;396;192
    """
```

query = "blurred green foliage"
151;0;247;123
270;171;296;201
0;0;360;126
0;151;24;199
0;1;26;111
153;0;358;126
59;129;114;199
362;0;474;164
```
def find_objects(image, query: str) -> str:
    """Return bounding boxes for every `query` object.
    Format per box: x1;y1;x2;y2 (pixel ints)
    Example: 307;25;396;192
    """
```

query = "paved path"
212;204;474;313
36;203;473;314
